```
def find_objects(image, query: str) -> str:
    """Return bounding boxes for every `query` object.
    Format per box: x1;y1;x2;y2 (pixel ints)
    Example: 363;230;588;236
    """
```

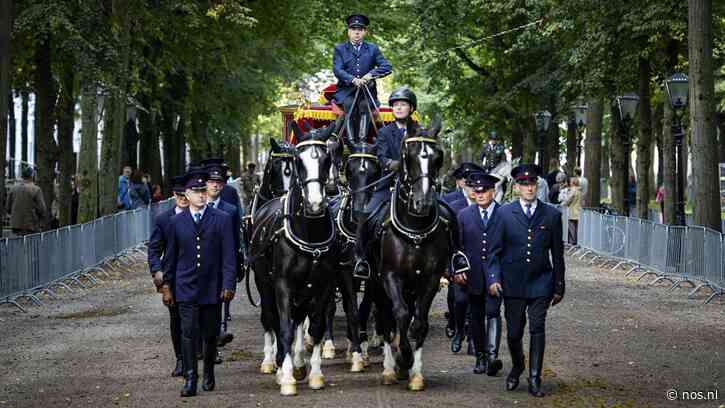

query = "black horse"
250;138;295;220
320;136;382;371
367;119;454;391
248;122;340;396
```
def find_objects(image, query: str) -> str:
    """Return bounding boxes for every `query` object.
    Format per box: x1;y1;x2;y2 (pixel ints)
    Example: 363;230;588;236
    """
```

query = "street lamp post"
534;110;552;167
665;73;689;226
573;103;589;167
616;93;639;217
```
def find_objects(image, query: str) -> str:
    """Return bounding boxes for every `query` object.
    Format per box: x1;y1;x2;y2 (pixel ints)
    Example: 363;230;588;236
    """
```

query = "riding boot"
170;307;183;377
527;334;546;397
466;338;475;356
506;338;525;391
473;352;487;374
203;337;217;392
197;337;203;360
181;337;198;397
466;312;475;356
486;317;503;376
450;333;463;354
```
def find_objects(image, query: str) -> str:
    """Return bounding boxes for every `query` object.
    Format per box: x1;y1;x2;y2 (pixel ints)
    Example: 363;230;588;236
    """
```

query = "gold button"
526;259;531;263
197;245;201;250
527;244;532;247
196;263;201;267
527;251;531;255
483;240;487;244
528;229;532;233
483;233;487;236
197;254;201;259
196;236;200;241
482;256;487;260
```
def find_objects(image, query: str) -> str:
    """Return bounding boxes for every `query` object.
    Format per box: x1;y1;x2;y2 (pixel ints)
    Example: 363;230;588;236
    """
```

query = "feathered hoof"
322;340;336;359
280;383;297;396
304;336;314;353
363;356;371;368
260;362;277;374
381;371;397;385
350;355;365;373
308;374;325;390
293;366;307;381
408;374;425;391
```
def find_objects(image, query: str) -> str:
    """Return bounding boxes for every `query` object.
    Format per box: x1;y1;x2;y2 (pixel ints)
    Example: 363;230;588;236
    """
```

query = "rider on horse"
352;87;471;279
479;131;506;174
333;14;392;145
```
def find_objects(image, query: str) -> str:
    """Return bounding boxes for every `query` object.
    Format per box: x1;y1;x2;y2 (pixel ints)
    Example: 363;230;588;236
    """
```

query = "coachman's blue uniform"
486;164;565;397
333;41;391;109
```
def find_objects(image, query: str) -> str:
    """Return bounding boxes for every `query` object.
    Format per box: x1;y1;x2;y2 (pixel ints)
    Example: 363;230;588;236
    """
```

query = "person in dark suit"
203;162;242;361
442;162;484;206
199;158;242;213
333;14;392;144
148;175;188;377
161;169;237;397
453;172;505;375
486;164;565;397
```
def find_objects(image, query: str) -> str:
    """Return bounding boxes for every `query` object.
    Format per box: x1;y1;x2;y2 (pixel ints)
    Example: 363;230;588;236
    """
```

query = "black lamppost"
573;103;588;167
616;93;639;217
665;73;689;226
534;110;552;166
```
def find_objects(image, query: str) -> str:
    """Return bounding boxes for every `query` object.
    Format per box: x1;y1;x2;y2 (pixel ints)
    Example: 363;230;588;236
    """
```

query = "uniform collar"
174;206;184;214
190;205;207;220
519;199;537;214
479;201;495;219
209;197;221;208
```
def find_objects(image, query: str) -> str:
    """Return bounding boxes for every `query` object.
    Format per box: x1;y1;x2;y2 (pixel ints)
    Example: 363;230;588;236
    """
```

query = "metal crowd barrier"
0;199;173;312
571;209;724;304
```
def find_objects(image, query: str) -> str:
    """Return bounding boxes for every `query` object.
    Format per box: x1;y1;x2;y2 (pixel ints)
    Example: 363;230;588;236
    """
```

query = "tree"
688;0;721;231
0;0;12;228
636;58;653;219
78;85;99;223
584;98;604;207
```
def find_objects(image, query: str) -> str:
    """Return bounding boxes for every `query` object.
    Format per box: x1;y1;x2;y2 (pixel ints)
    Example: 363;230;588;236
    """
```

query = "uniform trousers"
468;291;502;352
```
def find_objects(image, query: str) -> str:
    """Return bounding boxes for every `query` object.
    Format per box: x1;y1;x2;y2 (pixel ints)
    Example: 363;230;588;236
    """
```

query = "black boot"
181;337;198;397
486;317;503;376
527;334;546;397
466;338;475;356
473;352;487;374
203;337;217;392
450;333;463;353
172;358;183;377
170;306;183;377
506;338;525;391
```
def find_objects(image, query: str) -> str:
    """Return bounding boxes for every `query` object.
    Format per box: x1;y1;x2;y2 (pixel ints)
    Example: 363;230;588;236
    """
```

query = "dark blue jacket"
486;200;566;299
457;202;501;295
147;206;177;275
442;190;465;206
163;207;237;304
211;198;243;276
221;184;241;213
374;122;412;191
333;41;392;106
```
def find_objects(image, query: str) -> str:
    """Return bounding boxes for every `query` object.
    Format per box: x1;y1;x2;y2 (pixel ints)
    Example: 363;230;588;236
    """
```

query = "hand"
388;160;401;172
221;289;235;303
160;285;174;306
352;77;367;87
152;271;164;289
362;73;374;81
551;293;563;306
452;272;467;286
488;283;503;297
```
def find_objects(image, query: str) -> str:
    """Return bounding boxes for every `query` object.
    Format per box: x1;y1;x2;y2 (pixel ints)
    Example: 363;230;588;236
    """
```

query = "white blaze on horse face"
282;160;293;192
299;147;324;211
418;144;433;198
293;324;306;368
411;348;423;377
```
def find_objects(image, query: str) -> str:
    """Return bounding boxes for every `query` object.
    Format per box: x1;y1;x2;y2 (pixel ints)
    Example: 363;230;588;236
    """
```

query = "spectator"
575;167;588;197
5;167;47;236
240;162;261;212
549;171;567;205
71;175;80;225
655;184;665;223
151;184;163;203
117;166;132;210
562;176;581;245
536;176;550;203
143;173;153;199
128;170;151;209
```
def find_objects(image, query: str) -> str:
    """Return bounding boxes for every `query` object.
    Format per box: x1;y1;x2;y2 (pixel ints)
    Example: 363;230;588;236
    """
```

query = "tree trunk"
584;98;603;207
78;84;99;223
34;41;58;228
565;119;577;174
20;90;28;164
510;117;524;160
636;57;653;219
0;0;11;229
662;100;677;224
654;103;664;190
240;131;253;166
56;68;76;226
225;136;241;178
688;0;720;231
717;112;725;163
8;91;16;179
161;105;185;194
609;100;626;213
138;97;162;192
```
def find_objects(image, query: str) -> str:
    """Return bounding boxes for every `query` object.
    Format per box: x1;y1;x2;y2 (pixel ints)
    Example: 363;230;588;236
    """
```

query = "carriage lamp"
665;73;689;226
615;93;639;217
534;110;552;166
572;103;588;167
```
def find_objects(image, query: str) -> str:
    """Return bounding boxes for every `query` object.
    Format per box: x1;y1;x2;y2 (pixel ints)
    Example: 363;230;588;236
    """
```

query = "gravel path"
0;253;722;408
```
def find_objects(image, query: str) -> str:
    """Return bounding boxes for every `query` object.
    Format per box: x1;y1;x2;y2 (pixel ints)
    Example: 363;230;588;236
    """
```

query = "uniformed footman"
148;175;189;377
487;164;565;397
162;169;237;397
453;172;504;375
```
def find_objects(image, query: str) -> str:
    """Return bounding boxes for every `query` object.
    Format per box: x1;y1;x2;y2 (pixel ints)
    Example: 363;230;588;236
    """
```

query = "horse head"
400;118;444;217
345;141;382;222
290;121;336;216
263;137;295;197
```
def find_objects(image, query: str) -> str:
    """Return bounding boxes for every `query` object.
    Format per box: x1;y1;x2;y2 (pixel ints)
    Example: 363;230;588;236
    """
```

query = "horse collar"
282;188;336;258
389;179;440;245
335;192;357;244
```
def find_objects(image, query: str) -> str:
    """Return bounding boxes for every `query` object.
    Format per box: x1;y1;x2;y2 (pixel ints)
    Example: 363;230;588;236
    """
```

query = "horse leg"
306;284;335;390
381;272;413;380
322;296;336;360
292;317;308;382
274;279;297;396
259;283;277;374
340;274;363;372
406;273;442;391
373;282;397;385
303;316;314;353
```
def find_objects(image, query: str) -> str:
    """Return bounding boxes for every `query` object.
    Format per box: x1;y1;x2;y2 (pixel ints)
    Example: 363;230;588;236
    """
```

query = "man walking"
6;167;47;235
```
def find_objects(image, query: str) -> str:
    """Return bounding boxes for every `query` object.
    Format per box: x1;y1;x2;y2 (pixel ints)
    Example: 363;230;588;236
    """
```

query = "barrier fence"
0;199;173;312
572;208;724;304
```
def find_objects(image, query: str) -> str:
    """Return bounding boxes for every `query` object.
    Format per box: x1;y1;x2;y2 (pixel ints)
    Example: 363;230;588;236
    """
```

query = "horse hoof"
408;374;425;391
308;374;325;390
322;340;336;359
293;366;307;381
260;362;276;374
362;356;371;368
280;383;297;396
350;353;365;373
381;371;397;385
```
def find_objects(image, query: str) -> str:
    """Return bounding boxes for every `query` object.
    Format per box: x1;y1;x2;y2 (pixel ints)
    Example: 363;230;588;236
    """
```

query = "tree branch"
453;49;489;77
